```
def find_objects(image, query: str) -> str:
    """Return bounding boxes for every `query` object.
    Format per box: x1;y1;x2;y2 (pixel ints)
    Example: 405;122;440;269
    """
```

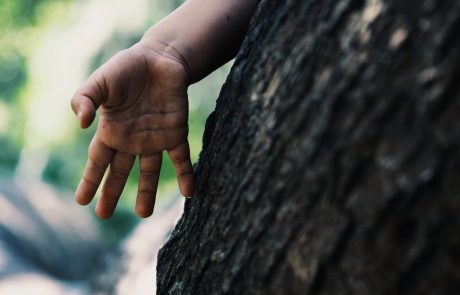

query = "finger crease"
172;157;188;165
140;170;160;176
138;189;156;195
110;170;130;178
82;177;99;187
178;171;193;177
89;158;107;171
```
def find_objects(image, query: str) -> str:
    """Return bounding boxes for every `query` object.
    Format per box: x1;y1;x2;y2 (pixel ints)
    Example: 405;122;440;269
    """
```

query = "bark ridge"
158;0;460;294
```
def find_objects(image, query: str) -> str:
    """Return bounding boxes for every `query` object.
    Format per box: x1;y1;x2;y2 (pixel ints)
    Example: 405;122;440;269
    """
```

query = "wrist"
138;34;193;84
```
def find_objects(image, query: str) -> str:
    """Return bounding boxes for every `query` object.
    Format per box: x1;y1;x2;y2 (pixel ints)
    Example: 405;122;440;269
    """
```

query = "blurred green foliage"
0;0;230;243
0;0;43;25
0;0;60;171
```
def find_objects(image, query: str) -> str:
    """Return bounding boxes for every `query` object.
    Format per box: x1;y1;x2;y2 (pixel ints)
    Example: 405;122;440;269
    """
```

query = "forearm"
141;0;258;83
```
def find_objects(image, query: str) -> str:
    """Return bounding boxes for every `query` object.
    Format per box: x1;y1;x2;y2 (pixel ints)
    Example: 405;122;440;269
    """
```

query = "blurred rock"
0;175;184;294
0;177;102;294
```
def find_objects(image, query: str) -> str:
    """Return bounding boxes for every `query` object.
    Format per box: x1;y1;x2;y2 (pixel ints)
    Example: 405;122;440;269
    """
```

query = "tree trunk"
157;0;460;294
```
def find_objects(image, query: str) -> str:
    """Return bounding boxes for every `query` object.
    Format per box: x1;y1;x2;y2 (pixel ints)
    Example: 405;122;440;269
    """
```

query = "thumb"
71;95;96;129
71;71;105;129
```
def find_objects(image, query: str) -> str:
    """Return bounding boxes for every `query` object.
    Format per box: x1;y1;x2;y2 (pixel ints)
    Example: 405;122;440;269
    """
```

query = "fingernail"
184;191;196;199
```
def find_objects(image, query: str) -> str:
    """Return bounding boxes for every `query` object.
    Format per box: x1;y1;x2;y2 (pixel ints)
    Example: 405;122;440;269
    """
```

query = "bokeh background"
0;0;230;243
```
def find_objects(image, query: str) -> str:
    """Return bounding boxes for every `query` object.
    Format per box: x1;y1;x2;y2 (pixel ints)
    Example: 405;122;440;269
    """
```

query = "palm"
71;44;194;219
97;47;189;155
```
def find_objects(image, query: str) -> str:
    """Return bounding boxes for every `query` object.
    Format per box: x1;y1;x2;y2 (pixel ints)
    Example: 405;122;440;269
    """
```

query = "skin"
71;0;258;219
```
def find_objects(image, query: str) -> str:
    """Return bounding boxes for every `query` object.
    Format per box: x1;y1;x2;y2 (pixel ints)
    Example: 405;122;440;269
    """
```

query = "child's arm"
142;0;258;83
71;0;258;219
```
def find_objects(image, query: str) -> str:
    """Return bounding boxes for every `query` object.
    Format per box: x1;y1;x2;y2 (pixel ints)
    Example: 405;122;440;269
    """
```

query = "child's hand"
71;42;194;219
71;0;257;219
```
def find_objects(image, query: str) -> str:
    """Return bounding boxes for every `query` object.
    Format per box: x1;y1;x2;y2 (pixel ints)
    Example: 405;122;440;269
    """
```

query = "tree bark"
157;0;460;294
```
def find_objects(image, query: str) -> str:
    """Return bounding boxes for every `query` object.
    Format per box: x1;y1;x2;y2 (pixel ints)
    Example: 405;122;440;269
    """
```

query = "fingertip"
72;94;97;129
75;180;95;205
97;212;112;220
80;108;96;129
135;205;153;218
179;174;195;198
95;202;113;220
75;195;92;206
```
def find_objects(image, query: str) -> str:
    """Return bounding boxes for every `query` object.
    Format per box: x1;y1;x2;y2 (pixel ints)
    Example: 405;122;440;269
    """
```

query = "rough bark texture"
157;0;460;294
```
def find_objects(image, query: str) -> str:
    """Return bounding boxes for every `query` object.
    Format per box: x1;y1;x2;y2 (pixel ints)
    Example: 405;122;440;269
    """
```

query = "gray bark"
157;0;460;294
